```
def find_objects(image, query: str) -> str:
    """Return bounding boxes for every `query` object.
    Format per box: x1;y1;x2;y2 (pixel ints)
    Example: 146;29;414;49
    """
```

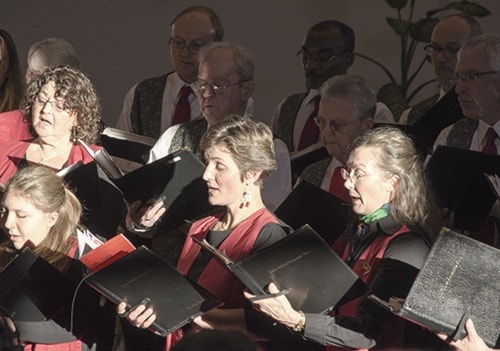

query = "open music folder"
193;224;366;314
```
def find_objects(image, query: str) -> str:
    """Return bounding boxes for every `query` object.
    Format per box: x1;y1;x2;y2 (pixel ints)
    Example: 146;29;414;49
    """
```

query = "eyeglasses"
296;49;347;66
313;116;359;132
194;80;247;95
169;36;206;54
340;167;385;183
423;44;460;58
34;95;67;113
448;70;498;85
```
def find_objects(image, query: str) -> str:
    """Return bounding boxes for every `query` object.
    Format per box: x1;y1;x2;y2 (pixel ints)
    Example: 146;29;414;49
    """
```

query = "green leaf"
410;18;439;42
387;17;411;36
377;83;408;121
386;0;408;10
425;7;446;18
444;1;491;17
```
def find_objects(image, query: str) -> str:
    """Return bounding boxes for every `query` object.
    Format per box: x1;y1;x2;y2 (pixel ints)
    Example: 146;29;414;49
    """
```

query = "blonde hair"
2;166;81;269
350;127;442;239
200;115;276;186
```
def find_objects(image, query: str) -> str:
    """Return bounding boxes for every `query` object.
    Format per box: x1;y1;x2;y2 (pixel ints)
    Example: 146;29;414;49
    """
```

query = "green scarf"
360;203;390;225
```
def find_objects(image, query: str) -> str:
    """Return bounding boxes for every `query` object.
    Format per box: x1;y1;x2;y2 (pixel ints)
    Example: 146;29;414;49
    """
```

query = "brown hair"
23;66;101;144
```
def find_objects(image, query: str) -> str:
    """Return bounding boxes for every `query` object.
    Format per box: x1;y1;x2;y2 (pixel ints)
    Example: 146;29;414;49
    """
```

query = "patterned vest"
299;157;331;187
277;93;308;151
130;73;169;139
446;118;479;149
169;117;208;161
407;94;439;125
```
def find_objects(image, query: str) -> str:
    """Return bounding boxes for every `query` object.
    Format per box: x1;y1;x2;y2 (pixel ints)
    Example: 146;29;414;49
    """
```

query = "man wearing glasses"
115;6;224;139
400;14;482;124
148;42;291;211
432;34;500;249
298;75;375;202
271;20;392;154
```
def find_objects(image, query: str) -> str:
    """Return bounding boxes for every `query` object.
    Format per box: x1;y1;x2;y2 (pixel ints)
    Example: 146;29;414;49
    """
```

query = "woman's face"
31;81;77;142
2;192;58;249
202;145;246;208
343;146;396;215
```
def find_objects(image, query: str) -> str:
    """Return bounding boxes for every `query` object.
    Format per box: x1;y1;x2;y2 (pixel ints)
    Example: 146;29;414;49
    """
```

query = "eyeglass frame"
448;70;498;86
194;79;249;95
313;116;361;132
296;49;348;66
33;95;68;113
340;167;387;183
423;44;461;57
168;36;207;54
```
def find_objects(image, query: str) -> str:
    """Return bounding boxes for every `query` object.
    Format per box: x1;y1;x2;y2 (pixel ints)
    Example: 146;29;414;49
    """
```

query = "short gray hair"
199;42;254;81
458;34;500;71
27;38;79;72
320;74;376;120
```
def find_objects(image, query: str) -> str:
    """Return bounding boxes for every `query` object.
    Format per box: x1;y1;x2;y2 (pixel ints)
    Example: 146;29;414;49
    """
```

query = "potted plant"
356;0;490;120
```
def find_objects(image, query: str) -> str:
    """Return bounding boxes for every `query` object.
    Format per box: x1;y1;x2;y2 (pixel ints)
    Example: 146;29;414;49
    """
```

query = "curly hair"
350;127;442;240
0;29;24;113
200;115;276;186
22;66;101;144
2;165;81;270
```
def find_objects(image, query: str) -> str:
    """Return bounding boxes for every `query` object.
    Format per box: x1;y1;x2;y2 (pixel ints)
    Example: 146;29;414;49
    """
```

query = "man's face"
196;48;253;126
300;29;353;90
454;49;500;125
170;12;216;83
317;97;373;164
429;17;472;92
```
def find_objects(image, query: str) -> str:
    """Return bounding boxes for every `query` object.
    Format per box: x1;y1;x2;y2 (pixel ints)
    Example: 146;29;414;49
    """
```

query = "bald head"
429;14;482;92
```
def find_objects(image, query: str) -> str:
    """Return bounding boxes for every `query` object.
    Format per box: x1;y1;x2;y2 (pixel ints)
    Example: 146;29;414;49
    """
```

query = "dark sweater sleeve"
303;231;430;346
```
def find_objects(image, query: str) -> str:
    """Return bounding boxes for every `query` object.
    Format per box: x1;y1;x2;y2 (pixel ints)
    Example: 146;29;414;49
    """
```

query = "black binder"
194;225;365;314
84;246;223;337
57;161;102;211
426;145;500;231
112;150;214;232
370;228;500;348
0;248;75;321
100;128;154;165
275;180;351;245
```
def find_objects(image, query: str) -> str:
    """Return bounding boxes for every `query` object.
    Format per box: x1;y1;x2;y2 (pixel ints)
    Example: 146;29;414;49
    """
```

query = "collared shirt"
433;118;500;154
271;90;394;152
115;72;201;134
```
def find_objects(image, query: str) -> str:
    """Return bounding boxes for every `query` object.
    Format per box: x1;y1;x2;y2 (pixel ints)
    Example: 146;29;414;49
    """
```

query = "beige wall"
1;0;498;126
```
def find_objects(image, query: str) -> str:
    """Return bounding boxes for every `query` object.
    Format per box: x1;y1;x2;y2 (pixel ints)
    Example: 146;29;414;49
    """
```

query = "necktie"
481;127;497;154
297;95;320;151
329;166;351;202
171;85;192;126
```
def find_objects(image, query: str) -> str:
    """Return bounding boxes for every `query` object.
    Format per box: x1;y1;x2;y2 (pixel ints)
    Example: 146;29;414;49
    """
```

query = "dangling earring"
71;125;78;142
240;183;251;209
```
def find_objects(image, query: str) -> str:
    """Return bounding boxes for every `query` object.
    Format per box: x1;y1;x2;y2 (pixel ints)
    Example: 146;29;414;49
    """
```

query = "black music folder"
100;127;155;165
409;89;464;156
0;248;75;321
79;141;214;233
84;246;223;337
194;225;365;314
275;180;351;245
426;145;500;231
57;161;101;211
369;228;500;348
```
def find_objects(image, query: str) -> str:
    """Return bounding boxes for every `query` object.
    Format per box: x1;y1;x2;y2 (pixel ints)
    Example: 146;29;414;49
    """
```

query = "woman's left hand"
243;282;302;328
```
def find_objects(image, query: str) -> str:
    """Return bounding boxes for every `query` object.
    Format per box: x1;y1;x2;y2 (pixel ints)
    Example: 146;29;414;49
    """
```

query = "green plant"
356;0;490;120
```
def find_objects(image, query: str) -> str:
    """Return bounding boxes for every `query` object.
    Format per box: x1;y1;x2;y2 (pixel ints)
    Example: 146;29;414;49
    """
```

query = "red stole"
0;109;32;145
327;225;409;351
166;208;279;351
